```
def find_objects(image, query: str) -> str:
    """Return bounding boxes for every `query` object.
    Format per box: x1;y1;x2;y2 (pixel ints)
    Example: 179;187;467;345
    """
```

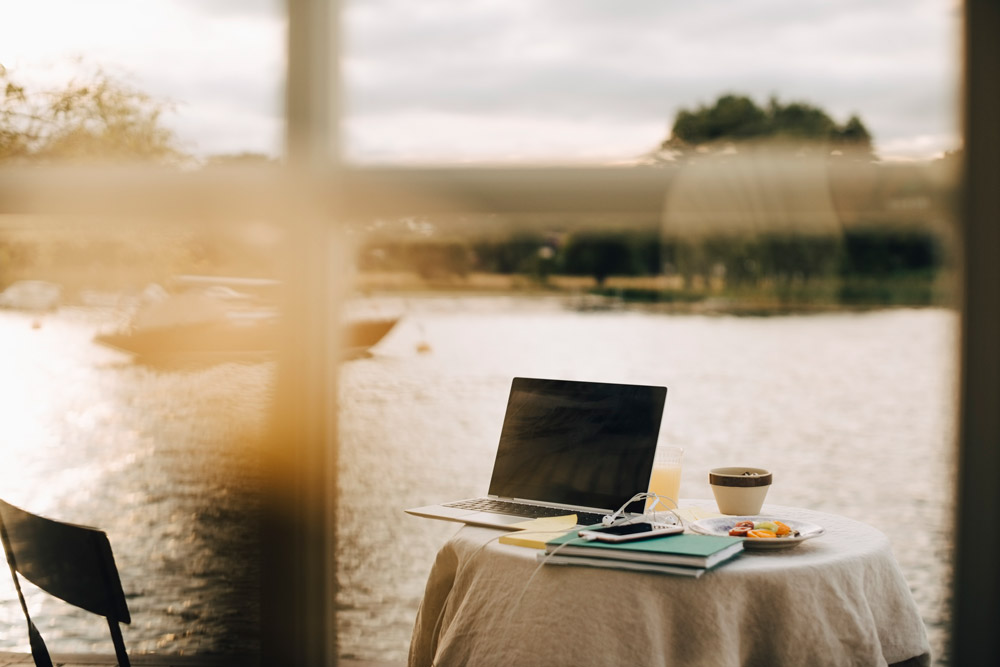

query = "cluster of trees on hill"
658;93;873;157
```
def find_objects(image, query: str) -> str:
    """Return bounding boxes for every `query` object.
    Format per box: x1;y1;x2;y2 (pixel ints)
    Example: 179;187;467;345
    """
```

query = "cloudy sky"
1;0;962;164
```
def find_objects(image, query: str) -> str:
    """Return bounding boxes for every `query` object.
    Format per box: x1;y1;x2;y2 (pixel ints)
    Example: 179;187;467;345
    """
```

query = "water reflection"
0;306;268;656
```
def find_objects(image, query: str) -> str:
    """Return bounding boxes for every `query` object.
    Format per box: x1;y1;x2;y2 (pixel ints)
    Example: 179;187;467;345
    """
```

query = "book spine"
538;553;706;578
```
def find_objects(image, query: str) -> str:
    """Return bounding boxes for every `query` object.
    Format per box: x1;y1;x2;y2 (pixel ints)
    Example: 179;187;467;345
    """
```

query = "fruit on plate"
728;520;754;537
729;519;801;538
774;521;793;536
747;529;776;538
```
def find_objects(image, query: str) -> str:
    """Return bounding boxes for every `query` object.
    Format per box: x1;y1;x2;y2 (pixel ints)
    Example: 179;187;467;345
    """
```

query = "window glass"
1;1;961;664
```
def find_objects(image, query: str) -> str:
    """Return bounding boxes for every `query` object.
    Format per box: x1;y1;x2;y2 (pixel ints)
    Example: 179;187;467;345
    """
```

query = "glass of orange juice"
647;445;684;510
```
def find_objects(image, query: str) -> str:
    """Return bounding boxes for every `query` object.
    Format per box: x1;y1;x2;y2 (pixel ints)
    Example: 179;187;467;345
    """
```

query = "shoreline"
350;270;955;316
1;268;955;319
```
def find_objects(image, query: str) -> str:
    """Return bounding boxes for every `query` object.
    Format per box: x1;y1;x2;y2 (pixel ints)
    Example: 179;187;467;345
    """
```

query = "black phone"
577;521;683;543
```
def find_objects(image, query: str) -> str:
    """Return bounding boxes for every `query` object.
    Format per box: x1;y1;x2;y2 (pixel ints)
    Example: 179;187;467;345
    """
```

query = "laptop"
405;377;668;529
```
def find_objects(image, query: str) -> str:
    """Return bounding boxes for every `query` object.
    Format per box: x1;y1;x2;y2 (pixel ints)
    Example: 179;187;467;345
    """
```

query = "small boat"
94;288;398;363
94;317;398;362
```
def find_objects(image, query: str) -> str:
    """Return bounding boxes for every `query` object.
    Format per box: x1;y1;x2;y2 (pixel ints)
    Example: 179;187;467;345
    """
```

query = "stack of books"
538;528;744;578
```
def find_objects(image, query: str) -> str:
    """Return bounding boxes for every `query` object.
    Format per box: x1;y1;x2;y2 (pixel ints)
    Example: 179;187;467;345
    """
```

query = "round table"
408;503;931;667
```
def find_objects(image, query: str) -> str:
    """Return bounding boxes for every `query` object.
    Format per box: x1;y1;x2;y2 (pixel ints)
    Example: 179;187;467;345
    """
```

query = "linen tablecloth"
409;504;930;667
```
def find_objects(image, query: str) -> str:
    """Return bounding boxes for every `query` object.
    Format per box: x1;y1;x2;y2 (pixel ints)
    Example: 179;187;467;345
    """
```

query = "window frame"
1;1;994;665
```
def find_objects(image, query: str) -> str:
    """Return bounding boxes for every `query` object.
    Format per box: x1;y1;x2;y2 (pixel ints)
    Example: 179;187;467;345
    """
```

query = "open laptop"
405;377;667;529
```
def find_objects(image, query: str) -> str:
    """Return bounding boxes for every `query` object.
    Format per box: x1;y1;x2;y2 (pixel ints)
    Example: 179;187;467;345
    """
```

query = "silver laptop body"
405;377;668;529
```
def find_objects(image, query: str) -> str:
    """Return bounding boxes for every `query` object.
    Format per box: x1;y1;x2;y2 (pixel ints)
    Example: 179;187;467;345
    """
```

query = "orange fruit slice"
747;529;777;538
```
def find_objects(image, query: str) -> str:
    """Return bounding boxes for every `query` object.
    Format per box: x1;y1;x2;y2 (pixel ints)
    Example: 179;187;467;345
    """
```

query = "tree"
0;64;183;164
560;232;641;286
659;93;873;157
832;115;872;148
768;98;835;139
669;94;769;146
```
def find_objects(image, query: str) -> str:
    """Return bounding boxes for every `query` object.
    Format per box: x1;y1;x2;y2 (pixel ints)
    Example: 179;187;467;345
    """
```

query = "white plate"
689;516;825;549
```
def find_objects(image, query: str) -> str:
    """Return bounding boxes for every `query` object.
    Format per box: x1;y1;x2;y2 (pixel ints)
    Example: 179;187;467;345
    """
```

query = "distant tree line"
358;224;947;305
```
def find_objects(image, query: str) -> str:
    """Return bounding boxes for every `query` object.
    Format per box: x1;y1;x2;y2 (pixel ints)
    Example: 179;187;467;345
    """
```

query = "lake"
0;296;956;664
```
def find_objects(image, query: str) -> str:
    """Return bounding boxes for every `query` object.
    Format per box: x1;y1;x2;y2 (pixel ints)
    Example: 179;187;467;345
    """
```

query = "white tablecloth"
409;503;930;667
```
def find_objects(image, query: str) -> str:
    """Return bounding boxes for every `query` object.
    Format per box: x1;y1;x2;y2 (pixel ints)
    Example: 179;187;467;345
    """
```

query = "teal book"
544;530;744;569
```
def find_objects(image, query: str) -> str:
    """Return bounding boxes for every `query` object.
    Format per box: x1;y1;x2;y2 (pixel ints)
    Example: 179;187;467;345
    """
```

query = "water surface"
0;297;956;663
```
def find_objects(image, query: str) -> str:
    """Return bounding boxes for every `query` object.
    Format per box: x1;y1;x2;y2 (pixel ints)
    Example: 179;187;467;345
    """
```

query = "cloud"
344;110;665;165
1;0;961;161
341;0;961;162
173;0;281;19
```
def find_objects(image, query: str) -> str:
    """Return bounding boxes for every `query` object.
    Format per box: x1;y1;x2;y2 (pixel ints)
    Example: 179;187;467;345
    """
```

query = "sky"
0;0;962;164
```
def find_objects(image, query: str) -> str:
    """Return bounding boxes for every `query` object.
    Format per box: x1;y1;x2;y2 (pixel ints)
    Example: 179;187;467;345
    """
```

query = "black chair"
0;498;131;667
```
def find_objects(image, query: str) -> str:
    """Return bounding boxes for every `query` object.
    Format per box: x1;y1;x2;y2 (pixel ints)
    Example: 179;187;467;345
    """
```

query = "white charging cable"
600;491;682;528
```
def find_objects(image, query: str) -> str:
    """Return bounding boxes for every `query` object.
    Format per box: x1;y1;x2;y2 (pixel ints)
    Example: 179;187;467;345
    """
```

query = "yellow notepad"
498;515;578;549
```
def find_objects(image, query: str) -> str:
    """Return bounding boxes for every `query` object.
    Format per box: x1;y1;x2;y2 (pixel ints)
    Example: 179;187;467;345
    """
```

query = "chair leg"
27;620;53;667
107;618;130;667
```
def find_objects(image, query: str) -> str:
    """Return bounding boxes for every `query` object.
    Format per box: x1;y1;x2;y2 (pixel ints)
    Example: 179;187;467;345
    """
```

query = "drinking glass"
646;445;684;510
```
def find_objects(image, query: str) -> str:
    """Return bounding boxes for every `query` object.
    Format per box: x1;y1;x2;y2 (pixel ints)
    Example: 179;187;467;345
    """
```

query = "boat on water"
93;283;398;363
94;316;398;361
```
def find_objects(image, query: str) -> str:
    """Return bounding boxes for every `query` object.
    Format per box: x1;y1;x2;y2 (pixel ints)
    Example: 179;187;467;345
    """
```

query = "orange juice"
647;463;682;510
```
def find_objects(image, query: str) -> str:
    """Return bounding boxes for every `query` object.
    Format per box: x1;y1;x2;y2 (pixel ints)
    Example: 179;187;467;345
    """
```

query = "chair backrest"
0;499;131;667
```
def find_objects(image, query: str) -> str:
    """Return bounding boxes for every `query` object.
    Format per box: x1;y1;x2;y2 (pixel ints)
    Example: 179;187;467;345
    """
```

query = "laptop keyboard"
444;498;606;526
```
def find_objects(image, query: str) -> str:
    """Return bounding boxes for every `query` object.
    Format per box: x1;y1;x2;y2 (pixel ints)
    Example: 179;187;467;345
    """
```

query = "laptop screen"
488;377;667;513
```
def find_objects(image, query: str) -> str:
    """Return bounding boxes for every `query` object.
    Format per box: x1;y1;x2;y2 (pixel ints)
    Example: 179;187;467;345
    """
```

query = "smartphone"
577;521;684;543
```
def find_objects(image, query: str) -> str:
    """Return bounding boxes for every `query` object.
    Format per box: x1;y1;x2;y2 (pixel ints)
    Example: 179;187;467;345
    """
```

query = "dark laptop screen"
488;377;667;513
